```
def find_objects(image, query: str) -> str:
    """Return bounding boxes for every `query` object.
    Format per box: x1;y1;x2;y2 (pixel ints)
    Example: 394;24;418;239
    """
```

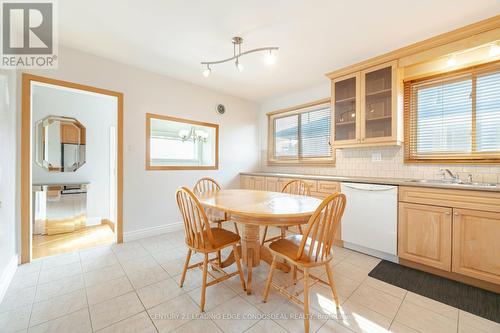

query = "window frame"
146;113;219;170
267;98;335;165
404;61;500;164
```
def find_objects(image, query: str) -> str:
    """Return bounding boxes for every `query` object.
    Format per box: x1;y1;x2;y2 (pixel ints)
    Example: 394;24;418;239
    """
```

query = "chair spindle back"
297;192;346;263
281;180;310;196
176;186;215;249
193;177;221;195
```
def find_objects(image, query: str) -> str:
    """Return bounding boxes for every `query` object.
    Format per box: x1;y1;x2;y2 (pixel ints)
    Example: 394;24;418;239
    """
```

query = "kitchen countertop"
240;172;500;192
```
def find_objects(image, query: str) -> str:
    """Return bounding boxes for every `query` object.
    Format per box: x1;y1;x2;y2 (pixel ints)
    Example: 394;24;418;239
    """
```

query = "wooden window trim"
404;60;500;164
267;98;335;166
146;113;219;170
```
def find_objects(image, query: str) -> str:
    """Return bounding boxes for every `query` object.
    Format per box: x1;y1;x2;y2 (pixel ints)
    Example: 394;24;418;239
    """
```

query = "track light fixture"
201;36;278;77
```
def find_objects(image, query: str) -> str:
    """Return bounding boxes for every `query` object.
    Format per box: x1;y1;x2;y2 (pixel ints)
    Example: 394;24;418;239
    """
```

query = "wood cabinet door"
265;177;279;192
398;202;452;271
240;175;253;189
253;176;266;191
452;209;500;284
360;61;397;144
332;72;360;146
60;123;80;144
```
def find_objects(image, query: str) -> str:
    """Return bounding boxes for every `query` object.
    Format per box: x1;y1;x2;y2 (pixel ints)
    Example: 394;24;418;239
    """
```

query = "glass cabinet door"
362;64;394;141
333;74;359;143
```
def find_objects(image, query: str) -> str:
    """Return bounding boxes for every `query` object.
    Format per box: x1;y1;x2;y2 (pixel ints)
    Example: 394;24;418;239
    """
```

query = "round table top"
196;189;322;222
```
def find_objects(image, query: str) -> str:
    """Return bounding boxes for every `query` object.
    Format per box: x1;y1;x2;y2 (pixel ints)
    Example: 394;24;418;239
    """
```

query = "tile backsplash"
261;146;500;184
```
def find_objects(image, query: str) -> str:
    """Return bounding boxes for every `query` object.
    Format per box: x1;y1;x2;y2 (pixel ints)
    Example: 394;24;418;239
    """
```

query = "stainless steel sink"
405;179;453;184
404;179;498;188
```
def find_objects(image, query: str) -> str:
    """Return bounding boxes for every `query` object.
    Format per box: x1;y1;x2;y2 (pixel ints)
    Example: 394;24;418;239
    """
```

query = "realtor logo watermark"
1;0;58;68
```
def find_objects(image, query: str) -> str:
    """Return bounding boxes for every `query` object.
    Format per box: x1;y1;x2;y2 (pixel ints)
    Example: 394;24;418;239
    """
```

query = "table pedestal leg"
241;224;260;294
220;223;291;295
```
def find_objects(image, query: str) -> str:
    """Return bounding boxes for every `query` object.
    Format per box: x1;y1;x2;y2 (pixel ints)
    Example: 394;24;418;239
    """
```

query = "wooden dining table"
197;189;322;294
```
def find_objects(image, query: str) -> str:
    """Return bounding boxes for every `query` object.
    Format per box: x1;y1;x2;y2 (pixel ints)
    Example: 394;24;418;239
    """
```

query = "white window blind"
300;106;331;157
405;62;500;162
272;104;332;161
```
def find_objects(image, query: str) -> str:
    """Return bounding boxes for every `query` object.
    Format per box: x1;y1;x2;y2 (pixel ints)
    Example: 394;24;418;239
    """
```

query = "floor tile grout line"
26;261;42;329
33;279;86;305
89;250;157;333
387;289;408;330
26;291;88;329
404;294;460;322
27;307;91;331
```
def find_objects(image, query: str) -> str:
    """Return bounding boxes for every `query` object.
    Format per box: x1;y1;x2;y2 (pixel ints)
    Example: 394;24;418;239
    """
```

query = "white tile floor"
1;227;499;333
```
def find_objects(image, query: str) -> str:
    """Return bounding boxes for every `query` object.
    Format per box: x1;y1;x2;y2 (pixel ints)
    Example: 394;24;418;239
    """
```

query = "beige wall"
20;46;261;239
0;70;18;299
259;83;500;184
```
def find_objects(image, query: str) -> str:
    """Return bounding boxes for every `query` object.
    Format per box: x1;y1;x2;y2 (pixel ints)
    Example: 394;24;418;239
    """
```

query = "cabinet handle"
454;212;459;216
445;212;450;215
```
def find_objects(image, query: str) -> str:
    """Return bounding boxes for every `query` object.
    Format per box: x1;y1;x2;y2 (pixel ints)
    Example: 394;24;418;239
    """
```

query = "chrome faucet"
440;169;460;183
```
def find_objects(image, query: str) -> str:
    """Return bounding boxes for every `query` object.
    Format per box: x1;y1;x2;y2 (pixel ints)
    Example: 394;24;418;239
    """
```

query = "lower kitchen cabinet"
452;208;500;285
240;175;266;190
398;202;452;271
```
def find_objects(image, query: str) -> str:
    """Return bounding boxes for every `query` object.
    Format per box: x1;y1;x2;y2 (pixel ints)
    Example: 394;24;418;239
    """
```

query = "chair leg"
303;267;310;333
292;265;297;285
325;263;340;309
280;227;286;239
216;250;222;267
179;249;192;287
298;224;303;235
232;244;246;291
200;253;209;312
261;226;268;246
217;222;222;229
233;222;239;236
262;255;277;303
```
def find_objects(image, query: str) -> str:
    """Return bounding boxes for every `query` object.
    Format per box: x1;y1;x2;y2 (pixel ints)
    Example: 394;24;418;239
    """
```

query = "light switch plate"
372;152;382;162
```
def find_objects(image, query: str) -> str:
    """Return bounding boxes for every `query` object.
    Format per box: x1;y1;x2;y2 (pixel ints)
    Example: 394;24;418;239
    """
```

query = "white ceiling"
59;0;500;102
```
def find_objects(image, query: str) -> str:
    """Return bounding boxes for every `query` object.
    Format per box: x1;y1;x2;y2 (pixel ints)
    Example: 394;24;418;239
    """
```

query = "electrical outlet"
372;152;382;162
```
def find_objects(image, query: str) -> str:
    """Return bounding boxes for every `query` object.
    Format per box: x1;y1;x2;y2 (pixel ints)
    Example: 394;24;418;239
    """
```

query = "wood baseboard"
101;219;115;232
399;259;500;294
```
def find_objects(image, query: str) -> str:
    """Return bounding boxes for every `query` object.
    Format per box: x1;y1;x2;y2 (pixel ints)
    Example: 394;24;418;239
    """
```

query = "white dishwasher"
341;182;398;262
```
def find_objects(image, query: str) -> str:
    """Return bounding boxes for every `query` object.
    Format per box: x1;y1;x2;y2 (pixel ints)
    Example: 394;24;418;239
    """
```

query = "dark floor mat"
368;260;500;323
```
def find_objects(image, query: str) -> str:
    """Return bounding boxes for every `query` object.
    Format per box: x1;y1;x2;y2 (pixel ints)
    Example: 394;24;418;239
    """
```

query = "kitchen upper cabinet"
331;60;401;148
452;209;500;285
398;202;452;271
332;73;359;145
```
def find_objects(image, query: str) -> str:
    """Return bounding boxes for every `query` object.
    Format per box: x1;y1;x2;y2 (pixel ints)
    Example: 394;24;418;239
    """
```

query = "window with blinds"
269;101;333;164
404;61;500;163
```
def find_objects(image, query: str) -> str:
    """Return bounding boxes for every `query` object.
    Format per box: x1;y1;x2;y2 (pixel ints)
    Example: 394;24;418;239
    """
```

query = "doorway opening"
21;74;123;262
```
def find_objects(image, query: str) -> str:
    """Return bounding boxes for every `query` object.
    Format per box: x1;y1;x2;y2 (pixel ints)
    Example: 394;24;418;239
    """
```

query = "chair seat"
269;234;331;265
193;227;240;251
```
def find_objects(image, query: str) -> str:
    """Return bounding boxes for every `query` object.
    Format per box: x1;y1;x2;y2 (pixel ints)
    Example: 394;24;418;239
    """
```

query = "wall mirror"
146;113;219;170
35;115;87;172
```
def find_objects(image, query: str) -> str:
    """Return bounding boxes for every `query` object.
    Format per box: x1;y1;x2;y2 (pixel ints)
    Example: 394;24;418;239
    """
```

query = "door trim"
21;73;124;264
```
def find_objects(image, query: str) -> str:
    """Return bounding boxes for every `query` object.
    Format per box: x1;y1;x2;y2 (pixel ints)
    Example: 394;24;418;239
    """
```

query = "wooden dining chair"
193;177;240;235
261;179;310;245
176;187;246;312
262;192;346;333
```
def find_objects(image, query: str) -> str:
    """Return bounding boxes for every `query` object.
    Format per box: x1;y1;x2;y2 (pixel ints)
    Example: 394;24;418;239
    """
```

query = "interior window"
146;114;218;169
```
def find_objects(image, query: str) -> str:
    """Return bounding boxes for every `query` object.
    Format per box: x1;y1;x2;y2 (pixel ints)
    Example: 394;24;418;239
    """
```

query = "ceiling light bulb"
489;42;500;57
446;55;457;67
264;50;277;65
202;67;211;78
236;60;244;72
